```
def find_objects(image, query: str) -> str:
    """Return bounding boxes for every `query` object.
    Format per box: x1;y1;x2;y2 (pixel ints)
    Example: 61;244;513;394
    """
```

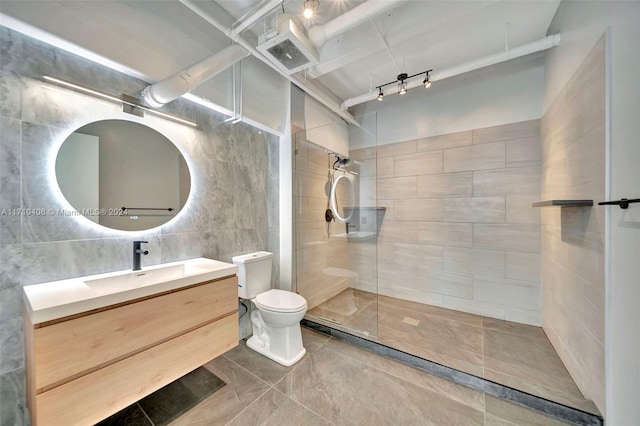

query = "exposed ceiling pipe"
142;0;281;108
307;0;408;47
179;0;359;126
341;33;561;109
142;44;249;107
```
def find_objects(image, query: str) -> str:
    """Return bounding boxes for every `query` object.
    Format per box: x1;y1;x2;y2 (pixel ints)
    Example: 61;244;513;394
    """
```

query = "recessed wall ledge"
531;200;594;207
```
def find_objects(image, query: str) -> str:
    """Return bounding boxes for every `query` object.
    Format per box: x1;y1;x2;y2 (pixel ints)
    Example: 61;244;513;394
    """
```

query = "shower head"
338;157;351;166
333;155;351;169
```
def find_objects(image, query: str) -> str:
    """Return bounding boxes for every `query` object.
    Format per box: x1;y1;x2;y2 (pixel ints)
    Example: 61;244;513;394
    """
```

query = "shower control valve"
325;209;334;222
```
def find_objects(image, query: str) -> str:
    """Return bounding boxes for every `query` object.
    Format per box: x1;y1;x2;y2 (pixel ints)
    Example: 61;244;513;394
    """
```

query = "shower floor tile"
307;287;376;328
308;289;600;415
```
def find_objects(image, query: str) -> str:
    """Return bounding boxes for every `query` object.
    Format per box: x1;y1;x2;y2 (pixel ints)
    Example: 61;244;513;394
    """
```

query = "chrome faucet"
132;241;148;271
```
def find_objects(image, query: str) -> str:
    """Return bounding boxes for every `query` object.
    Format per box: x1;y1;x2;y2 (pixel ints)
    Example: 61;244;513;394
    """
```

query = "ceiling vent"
257;14;318;75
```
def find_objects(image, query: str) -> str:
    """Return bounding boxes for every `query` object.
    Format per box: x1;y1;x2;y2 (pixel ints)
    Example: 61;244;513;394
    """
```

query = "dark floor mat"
96;367;226;426
95;403;151;426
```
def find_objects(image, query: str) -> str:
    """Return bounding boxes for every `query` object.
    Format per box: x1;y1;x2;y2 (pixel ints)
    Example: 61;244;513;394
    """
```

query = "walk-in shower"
293;113;601;419
294;118;380;337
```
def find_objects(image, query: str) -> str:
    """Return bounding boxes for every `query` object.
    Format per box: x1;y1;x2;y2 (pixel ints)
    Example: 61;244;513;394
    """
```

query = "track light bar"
375;69;433;100
42;76;198;127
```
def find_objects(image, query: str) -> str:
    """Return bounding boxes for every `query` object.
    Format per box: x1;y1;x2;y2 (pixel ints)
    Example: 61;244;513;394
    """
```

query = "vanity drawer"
34;313;238;426
32;275;237;391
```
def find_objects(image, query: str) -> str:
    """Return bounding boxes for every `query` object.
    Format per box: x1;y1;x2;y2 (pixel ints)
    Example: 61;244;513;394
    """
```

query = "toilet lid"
254;289;307;313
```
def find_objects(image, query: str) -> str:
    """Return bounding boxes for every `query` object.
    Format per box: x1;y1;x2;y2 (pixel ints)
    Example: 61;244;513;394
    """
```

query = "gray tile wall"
0;27;279;424
540;36;606;413
352;119;542;326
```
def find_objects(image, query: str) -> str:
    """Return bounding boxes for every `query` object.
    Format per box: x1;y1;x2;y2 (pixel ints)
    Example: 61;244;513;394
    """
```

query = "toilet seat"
254;289;307;313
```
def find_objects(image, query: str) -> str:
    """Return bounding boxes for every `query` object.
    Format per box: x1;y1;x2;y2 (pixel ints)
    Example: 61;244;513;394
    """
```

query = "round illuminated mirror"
55;120;191;231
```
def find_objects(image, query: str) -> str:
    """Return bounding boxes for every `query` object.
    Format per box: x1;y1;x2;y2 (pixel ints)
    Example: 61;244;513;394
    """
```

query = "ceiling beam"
307;1;501;79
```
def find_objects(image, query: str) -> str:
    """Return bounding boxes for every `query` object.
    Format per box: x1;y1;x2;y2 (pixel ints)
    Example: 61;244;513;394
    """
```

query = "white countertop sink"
23;257;238;324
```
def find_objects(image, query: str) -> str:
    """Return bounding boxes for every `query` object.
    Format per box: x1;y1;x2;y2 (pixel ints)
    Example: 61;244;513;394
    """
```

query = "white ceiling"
0;0;560;107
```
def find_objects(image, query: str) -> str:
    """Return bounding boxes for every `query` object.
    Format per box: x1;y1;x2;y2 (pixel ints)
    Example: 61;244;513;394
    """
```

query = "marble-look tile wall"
351;119;542;326
540;36;606;413
0;28;279;424
294;139;349;309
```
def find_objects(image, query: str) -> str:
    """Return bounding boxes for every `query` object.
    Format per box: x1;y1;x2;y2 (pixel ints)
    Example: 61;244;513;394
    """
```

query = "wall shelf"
532;200;594;208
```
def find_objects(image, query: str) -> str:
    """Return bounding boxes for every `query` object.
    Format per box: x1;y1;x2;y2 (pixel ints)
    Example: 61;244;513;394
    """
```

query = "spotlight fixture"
423;70;432;88
397;73;408;95
375;68;433;101
303;0;319;19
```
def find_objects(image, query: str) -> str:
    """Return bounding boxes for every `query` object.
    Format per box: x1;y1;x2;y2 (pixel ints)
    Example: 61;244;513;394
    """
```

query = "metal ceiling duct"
142;44;249;107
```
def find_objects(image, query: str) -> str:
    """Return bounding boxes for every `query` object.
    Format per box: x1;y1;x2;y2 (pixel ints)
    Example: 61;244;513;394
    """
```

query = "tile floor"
100;328;572;425
308;288;599;415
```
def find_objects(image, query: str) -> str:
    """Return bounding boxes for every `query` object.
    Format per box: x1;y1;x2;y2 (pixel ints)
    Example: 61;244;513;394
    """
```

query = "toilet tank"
232;251;273;299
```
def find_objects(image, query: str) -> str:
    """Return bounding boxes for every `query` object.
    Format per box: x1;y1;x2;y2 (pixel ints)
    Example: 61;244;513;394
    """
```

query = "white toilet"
233;251;308;366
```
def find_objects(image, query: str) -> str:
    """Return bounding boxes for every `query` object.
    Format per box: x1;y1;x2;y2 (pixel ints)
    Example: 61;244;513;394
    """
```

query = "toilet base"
247;335;306;367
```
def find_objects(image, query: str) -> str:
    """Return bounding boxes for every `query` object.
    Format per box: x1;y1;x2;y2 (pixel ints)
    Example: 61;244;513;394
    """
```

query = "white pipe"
232;0;282;34
308;0;407;47
142;44;249;107
341;33;561;109
179;0;359;126
142;0;281;107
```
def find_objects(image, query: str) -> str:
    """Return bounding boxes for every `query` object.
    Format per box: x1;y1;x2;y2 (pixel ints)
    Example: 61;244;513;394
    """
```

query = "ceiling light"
374;69;433;101
423;70;432;88
397;73;408;95
303;0;319;19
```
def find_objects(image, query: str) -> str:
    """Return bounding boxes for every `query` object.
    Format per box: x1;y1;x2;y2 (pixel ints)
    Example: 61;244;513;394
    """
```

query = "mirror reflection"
56;119;191;231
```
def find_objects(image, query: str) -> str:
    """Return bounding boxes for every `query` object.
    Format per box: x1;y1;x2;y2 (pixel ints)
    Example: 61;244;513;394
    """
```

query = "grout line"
223;338;316;390
482;393;487;425
223;385;274;426
321;338;485;412
309;332;333;352
480;308;485;367
274;387;337;425
221;353;272;388
137;402;155;426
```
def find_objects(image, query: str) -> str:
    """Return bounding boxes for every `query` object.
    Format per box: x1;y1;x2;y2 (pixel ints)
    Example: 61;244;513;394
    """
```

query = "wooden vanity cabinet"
24;275;239;426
